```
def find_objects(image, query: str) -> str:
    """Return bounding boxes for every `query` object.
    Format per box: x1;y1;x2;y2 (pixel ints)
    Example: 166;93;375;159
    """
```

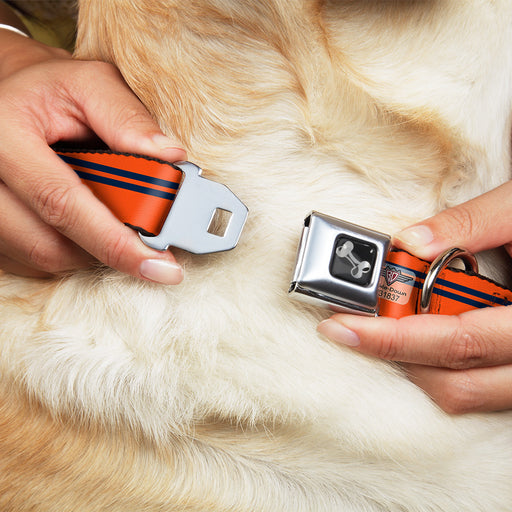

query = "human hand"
0;30;186;282
318;181;512;414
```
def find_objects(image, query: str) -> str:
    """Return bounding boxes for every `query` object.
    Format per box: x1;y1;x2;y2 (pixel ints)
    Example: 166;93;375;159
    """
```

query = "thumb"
74;62;187;162
392;181;512;260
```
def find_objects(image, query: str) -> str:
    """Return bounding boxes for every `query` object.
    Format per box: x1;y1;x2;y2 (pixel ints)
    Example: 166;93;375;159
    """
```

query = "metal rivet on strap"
419;247;479;314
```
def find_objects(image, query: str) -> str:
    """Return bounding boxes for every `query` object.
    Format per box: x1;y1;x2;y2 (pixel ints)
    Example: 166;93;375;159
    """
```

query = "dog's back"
1;1;512;510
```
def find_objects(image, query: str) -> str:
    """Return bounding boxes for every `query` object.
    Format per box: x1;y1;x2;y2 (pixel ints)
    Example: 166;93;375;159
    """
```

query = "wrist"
0;23;29;38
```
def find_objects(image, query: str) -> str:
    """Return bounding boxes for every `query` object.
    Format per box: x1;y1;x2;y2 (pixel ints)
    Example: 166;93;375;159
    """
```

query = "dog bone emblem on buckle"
140;161;248;254
289;211;391;316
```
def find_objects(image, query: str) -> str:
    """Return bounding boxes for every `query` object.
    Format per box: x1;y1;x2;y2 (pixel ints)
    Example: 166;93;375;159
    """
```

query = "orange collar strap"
56;149;182;236
55;149;248;254
379;249;512;318
56;153;511;318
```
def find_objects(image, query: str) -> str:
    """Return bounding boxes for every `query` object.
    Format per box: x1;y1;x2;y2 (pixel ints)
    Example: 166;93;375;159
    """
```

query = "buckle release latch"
289;211;391;316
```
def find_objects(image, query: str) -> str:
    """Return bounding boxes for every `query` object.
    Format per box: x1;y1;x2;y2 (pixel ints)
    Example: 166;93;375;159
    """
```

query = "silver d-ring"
419;247;478;314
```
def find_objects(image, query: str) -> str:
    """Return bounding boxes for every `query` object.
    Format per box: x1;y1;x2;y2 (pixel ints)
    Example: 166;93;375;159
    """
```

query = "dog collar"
55;149;248;254
54;153;511;317
289;211;512;318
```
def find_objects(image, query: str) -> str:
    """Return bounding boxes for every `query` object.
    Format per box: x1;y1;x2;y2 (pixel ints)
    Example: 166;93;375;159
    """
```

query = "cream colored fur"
1;1;512;510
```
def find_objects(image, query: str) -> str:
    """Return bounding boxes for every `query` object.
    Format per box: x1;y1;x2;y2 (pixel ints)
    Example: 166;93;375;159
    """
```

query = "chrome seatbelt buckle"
140;161;248;254
289;212;391;316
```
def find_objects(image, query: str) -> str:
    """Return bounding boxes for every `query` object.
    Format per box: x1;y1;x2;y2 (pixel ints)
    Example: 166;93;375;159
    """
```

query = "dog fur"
1;0;512;510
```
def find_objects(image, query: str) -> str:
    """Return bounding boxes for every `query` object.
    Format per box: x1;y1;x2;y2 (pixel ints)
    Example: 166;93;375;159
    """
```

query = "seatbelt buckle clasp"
289;211;391;316
139;161;248;254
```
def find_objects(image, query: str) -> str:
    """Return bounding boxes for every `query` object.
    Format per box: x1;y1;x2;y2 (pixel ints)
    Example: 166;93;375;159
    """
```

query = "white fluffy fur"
1;1;512;510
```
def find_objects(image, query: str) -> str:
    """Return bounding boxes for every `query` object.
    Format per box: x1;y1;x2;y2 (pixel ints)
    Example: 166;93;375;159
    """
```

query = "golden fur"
1;0;512;510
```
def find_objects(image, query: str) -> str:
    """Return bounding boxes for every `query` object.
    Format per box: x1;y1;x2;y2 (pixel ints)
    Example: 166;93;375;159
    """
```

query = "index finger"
317;306;512;370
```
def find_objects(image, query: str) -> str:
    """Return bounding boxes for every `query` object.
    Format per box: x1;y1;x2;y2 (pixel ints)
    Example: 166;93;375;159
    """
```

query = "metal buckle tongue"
139;161;248;254
289;211;391;316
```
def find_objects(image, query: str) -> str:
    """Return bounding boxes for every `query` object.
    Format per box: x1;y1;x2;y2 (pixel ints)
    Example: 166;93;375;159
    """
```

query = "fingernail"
151;134;187;159
317;319;360;347
394;225;434;249
139;259;184;285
